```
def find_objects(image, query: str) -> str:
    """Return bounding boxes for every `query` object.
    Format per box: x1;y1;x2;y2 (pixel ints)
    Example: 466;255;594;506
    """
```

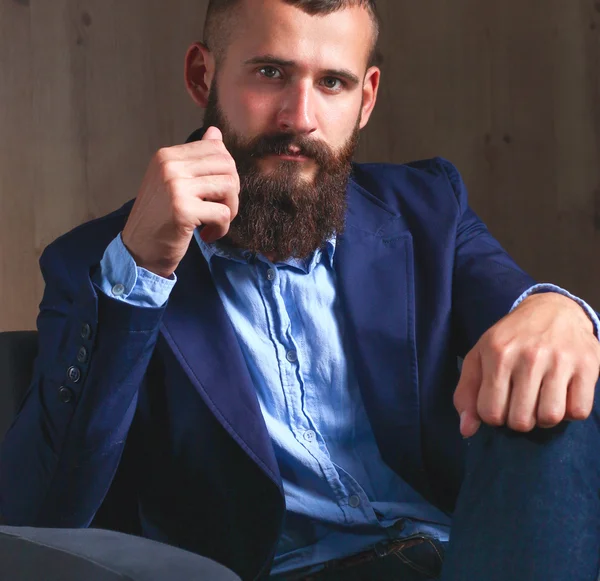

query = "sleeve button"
80;323;92;340
58;386;74;404
67;366;81;383
76;346;88;364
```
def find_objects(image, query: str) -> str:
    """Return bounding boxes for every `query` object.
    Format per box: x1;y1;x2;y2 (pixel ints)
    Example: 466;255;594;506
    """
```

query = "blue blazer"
0;130;535;580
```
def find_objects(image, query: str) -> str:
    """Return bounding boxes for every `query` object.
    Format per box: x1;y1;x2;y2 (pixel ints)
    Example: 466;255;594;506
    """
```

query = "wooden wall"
1;0;599;330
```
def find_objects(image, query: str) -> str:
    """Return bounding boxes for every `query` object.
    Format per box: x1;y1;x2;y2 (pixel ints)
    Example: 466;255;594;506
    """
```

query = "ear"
358;66;380;130
184;42;215;108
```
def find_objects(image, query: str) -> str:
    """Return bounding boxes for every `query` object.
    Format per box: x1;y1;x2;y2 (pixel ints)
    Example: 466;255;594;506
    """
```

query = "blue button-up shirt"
93;232;600;576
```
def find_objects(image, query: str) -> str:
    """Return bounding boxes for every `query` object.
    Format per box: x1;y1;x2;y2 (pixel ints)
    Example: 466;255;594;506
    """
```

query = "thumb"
202;126;223;141
454;349;483;438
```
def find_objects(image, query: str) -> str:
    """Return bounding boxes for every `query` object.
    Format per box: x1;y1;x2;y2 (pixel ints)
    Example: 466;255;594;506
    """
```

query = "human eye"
320;76;345;92
258;66;283;80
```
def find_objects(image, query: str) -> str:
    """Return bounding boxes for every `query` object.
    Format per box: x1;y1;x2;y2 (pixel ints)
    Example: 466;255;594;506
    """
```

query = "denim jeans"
441;388;600;581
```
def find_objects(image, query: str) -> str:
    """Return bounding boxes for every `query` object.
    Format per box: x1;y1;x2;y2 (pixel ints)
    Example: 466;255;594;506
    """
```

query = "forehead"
223;0;374;71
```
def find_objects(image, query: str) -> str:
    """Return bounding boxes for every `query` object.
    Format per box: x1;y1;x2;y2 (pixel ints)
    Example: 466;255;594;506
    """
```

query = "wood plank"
0;0;38;331
1;0;599;330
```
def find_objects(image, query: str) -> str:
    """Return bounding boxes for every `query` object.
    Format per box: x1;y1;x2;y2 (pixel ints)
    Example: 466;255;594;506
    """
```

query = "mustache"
239;133;334;165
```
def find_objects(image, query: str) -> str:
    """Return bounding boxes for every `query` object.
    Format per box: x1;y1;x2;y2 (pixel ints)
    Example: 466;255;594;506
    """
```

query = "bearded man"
2;1;600;580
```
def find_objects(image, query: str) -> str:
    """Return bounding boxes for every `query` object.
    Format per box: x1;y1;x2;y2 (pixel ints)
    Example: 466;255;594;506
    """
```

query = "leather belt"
281;535;433;581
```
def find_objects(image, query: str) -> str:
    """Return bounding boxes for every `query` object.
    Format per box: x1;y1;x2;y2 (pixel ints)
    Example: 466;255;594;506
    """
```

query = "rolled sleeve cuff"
511;283;600;340
93;233;176;308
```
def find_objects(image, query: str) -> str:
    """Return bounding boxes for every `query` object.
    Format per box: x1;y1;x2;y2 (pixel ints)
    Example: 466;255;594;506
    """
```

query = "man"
1;0;600;579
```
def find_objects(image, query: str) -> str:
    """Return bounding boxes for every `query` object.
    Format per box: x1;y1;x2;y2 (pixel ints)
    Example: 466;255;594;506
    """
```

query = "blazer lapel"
164;126;425;496
335;178;428;494
160;241;282;489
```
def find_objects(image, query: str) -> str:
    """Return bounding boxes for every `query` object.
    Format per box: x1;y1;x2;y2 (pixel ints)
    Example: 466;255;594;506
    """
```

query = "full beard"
203;83;360;261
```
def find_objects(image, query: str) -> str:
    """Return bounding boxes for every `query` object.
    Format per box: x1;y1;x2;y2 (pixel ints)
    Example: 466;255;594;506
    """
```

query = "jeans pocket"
390;536;445;580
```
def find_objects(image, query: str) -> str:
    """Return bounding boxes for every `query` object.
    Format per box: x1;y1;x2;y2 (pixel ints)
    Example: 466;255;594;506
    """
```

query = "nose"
277;81;317;136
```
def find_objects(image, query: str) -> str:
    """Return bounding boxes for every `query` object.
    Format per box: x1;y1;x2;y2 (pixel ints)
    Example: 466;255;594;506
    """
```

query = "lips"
276;153;309;161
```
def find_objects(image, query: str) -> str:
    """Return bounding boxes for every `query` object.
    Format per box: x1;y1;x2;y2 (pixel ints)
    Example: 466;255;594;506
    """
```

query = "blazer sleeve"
0;240;165;527
441;159;537;357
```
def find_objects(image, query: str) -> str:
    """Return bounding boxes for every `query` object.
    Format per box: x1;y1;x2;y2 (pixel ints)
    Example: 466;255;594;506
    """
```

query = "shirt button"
303;430;316;442
348;495;361;508
286;350;298;363
58;386;74;404
266;269;276;281
67;366;81;383
112;283;125;297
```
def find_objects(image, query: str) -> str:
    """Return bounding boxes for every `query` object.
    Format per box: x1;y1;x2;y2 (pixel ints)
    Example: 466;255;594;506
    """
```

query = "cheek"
223;87;275;134
317;99;361;147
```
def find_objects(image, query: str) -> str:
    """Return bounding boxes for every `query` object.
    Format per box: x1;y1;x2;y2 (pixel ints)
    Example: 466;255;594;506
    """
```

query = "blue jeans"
441;390;600;581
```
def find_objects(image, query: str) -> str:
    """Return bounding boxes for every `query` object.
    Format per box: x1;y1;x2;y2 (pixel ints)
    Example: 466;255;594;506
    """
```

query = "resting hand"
454;292;600;437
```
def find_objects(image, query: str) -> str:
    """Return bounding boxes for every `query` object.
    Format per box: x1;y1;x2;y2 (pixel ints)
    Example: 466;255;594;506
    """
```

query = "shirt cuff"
511;283;600;339
92;233;177;308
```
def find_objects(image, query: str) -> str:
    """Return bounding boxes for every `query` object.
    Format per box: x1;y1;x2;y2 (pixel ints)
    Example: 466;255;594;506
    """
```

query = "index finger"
476;343;513;427
158;138;230;162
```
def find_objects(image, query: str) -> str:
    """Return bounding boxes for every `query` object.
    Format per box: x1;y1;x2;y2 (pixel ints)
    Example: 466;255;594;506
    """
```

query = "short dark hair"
203;0;380;67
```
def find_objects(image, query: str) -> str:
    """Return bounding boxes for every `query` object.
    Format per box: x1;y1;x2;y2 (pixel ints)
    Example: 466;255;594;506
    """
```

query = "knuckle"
550;350;569;369
508;416;535;432
486;338;510;365
482;333;502;354
539;408;564;426
479;407;505;427
486;414;506;427
570;407;591;421
159;161;177;182
218;204;231;222
155;147;171;163
582;351;600;370
522;345;546;365
223;173;237;188
167;177;184;198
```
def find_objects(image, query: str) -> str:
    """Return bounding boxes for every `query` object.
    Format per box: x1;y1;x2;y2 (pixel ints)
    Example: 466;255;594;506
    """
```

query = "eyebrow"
243;54;361;86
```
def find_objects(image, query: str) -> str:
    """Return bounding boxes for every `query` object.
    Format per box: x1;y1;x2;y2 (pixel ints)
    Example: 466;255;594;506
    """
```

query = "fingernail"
460;411;467;435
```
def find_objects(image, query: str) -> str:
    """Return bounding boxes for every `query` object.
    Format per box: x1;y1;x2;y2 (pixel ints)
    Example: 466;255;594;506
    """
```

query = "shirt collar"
194;229;336;272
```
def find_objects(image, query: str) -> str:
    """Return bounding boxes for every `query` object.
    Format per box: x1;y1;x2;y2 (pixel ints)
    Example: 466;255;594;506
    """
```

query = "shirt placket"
259;261;367;524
